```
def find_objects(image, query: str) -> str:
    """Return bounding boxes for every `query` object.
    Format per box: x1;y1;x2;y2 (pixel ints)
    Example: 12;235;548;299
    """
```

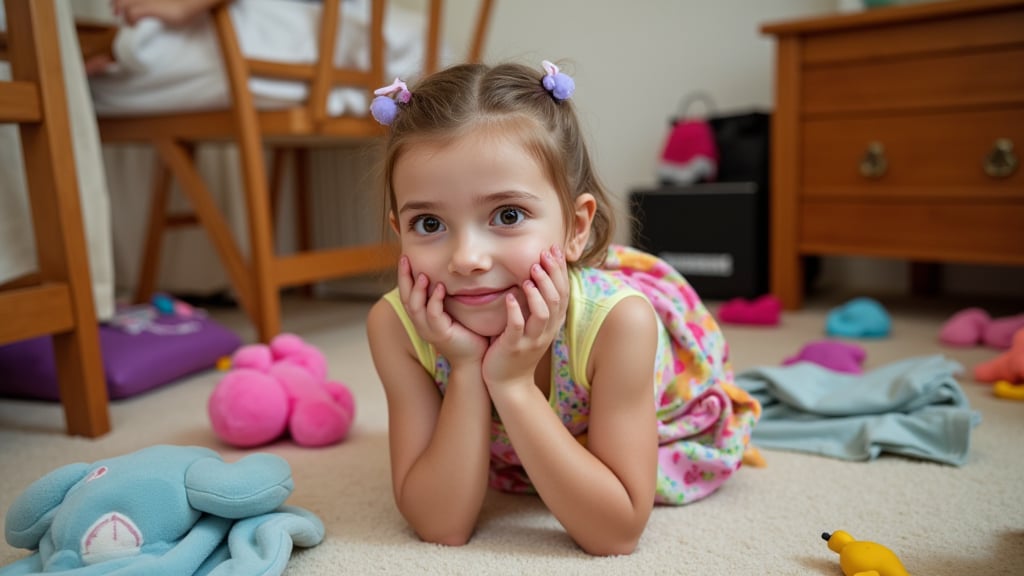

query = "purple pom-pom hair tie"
370;77;411;126
541;60;574;101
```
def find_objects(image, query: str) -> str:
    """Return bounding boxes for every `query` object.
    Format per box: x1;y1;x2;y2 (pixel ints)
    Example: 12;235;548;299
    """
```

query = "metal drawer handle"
859;141;887;179
984;138;1018;179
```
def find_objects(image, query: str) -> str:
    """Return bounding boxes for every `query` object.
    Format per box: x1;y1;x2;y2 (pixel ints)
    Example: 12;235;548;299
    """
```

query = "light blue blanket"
1;446;324;575
735;355;980;466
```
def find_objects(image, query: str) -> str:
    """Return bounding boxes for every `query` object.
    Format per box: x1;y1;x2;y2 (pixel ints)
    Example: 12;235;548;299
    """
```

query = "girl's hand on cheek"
483;246;569;392
397;256;487;366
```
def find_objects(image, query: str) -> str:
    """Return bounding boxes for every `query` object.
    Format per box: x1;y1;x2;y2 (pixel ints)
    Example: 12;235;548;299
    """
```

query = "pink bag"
658;93;718;185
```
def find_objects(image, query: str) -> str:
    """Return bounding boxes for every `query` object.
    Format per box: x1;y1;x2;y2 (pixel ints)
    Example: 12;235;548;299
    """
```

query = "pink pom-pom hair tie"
370;77;411;126
541;60;575;101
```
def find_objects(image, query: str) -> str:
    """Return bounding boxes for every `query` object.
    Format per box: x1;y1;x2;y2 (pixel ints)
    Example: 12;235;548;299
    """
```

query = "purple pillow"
0;311;241;400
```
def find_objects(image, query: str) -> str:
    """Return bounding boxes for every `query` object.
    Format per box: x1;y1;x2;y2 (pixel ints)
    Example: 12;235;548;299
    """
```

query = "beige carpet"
1;294;1022;575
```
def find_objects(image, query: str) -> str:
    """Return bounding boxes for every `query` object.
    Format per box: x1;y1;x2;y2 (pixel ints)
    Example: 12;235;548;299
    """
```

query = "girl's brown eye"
412;215;445;235
494;207;524;226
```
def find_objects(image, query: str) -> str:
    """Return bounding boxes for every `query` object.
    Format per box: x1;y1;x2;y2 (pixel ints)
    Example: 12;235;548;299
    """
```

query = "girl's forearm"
490;383;652;556
396;364;492;546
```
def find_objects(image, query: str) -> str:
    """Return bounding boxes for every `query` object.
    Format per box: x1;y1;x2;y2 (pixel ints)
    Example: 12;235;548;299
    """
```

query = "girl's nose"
448;233;491;275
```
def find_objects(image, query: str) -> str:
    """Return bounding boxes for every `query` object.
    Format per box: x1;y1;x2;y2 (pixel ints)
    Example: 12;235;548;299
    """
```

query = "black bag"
707;111;771;190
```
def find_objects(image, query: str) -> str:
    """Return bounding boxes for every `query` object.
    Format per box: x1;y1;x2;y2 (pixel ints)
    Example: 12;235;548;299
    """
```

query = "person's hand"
111;0;224;27
84;54;114;76
482;245;569;393
397;256;488;369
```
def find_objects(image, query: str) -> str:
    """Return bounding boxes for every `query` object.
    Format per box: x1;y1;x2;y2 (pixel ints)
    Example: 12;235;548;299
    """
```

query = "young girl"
366;61;760;556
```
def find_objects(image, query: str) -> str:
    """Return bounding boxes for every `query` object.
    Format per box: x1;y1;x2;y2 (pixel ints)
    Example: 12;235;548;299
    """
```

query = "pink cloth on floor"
939;307;991;347
983;314;1024;350
717;295;781;326
782;340;867;374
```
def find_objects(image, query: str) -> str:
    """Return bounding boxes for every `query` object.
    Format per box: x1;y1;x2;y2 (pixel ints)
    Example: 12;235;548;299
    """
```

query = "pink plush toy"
208;333;355;448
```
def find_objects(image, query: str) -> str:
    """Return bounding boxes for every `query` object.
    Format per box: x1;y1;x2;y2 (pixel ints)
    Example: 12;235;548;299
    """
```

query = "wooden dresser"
762;0;1024;309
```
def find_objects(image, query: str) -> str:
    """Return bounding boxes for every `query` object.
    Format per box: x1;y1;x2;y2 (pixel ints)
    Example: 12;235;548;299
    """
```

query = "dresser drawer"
799;201;1024;264
802;8;1024;65
803;47;1024;115
802;108;1024;198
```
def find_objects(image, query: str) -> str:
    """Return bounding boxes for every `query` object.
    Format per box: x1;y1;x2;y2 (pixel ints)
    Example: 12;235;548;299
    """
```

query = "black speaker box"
630;182;767;300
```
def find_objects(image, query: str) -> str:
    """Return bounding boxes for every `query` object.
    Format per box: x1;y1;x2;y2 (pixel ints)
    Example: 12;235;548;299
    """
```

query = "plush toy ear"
185;453;294;519
232;344;273;372
5;463;90;549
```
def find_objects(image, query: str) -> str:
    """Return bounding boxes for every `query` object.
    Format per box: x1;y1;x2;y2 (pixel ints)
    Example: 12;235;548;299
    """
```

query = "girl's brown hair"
381;62;615;267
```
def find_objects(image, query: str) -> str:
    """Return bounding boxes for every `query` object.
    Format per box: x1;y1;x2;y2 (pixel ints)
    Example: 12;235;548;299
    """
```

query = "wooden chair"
0;0;110;437
97;0;496;342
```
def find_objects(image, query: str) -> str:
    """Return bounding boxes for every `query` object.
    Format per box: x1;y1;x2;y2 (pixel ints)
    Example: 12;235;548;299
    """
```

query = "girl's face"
391;129;590;337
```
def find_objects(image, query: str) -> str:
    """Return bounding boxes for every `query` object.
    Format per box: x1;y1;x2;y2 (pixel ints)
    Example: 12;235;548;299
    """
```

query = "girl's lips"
450;288;510;306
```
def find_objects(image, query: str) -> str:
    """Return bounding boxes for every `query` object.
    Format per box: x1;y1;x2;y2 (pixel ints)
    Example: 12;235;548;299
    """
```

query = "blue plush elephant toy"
1;445;323;575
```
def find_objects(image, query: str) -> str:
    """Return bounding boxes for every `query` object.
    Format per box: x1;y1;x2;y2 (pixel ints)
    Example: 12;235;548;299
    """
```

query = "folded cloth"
735;355;980;466
0;445;324;576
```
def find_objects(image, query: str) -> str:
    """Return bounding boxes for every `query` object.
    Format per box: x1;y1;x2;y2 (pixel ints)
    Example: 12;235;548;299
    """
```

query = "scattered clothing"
782;340;866;374
974;328;1024;384
982;314;1024;350
826;297;891;339
939;308;1024;350
939;307;992;347
735;355;980;466
718;294;782;326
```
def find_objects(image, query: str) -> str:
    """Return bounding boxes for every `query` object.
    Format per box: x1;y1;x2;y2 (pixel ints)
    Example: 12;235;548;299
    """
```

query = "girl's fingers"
543;245;569;301
521;277;550;334
407;273;429;313
396;256;414;301
504;292;526;338
424;282;450;330
531;257;561;307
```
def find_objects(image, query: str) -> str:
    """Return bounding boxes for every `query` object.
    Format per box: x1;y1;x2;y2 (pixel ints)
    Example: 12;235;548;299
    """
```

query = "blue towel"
735;355;980;466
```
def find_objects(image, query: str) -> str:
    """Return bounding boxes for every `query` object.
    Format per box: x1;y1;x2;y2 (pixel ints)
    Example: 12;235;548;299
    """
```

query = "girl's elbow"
577;524;645;557
415;527;474;547
580;535;641;557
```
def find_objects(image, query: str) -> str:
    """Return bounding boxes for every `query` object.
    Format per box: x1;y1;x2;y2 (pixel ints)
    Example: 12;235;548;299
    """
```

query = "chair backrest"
211;0;494;135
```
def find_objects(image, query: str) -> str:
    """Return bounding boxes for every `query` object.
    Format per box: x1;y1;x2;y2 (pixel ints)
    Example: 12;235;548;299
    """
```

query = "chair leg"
210;6;280;342
8;0;110;437
134;155;173;303
232;135;280;342
239;144;280;341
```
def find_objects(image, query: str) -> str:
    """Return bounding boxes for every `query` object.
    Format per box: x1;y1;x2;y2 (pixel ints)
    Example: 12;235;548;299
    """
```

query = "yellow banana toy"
993;380;1024;401
822;530;909;576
